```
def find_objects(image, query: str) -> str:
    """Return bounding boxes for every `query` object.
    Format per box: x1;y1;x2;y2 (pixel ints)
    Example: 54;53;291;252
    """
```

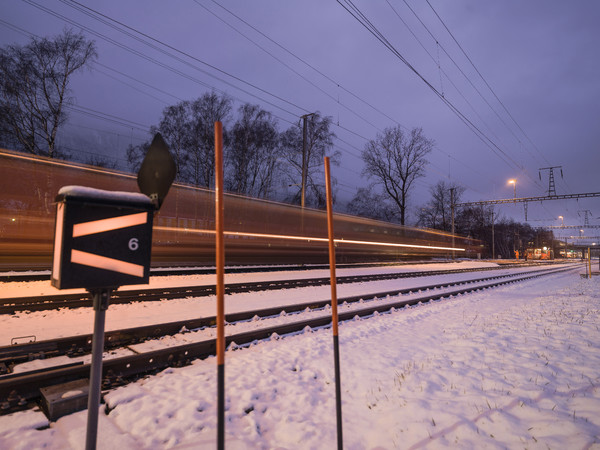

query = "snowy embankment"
1;263;599;448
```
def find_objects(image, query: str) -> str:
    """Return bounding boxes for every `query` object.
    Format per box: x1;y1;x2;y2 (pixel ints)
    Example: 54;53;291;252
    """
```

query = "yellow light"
154;226;466;252
508;179;516;184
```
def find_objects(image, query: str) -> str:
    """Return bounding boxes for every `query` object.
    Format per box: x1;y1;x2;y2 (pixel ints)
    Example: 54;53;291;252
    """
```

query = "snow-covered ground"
1;261;599;449
0;261;538;344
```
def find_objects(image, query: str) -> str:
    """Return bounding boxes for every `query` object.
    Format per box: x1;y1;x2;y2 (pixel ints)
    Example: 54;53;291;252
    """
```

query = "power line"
59;0;308;115
62;122;147;145
398;1;532;157
385;0;532;183
336;0;539;187
208;0;407;130
22;0;302;120
94;62;184;103
424;0;549;165
194;0;385;135
65;104;150;132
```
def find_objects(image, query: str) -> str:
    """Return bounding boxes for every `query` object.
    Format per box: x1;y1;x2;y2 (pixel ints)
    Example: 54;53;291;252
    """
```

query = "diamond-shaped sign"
137;133;176;210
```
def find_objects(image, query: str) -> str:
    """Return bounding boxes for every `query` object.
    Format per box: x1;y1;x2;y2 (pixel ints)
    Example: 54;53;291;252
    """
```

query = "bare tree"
280;112;339;208
126;140;150;174
127;102;190;180
226;103;281;198
127;92;231;187
0;29;97;157
187;92;232;187
362;126;433;225
151;102;191;182
417;180;465;231
347;186;400;222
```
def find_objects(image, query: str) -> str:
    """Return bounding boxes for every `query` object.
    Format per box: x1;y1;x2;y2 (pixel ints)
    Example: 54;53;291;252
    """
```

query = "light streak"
2;149;137;179
71;249;145;277
52;203;65;278
73;212;148;237
154;226;465;252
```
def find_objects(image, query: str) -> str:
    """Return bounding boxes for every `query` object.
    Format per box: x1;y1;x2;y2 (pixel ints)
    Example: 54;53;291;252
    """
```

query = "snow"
1;261;599;448
57;185;152;205
0;262;539;345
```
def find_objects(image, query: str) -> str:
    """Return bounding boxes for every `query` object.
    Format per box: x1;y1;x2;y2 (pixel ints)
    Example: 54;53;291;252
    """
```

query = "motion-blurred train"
0;148;480;270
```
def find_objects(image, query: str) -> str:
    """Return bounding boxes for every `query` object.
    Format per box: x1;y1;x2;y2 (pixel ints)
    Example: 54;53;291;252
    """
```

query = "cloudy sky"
1;0;599;237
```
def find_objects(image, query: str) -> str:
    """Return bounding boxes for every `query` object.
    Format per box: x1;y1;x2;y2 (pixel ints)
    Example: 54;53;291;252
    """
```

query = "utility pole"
491;209;495;260
578;210;593;227
450;187;455;260
300;113;316;208
538;166;563;196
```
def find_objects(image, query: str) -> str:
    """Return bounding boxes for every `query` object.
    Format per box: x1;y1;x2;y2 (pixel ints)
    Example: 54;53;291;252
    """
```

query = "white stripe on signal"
73;212;148;238
71;249;145;277
52;203;65;278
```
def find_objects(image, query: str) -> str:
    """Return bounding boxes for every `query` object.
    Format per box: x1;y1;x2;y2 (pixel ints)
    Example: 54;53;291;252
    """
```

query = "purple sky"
2;0;599;239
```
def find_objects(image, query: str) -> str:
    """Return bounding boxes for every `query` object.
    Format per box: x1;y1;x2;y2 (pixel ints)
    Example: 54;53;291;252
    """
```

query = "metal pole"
324;157;343;450
491;210;495;260
301;116;307;209
450;188;455;260
588;247;592;279
215;121;226;450
85;288;111;450
585;248;589;278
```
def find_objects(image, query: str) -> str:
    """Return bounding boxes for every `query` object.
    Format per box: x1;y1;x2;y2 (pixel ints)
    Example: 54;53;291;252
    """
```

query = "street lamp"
558;215;564;227
508;179;516;201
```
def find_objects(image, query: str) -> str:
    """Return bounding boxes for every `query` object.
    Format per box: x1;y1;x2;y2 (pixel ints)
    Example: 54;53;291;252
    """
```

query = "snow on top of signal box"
58;185;151;204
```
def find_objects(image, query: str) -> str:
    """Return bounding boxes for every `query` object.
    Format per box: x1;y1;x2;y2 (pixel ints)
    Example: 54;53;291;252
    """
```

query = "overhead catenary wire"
336;0;542;189
386;0;519;163
193;0;385;136
208;0;407;131
94;62;184;104
62;0;378;148
23;0;369;157
22;0;303;121
398;0;542;167
57;0;309;114
206;0;544;197
17;0;325;138
424;0;549;166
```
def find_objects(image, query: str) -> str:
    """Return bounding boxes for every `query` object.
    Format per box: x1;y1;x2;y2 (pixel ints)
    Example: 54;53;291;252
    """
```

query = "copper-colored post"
324;156;343;450
215;121;225;449
325;158;339;336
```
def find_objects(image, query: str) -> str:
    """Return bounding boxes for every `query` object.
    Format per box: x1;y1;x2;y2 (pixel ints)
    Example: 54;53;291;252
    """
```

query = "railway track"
0;260;469;283
0;263;545;314
0;264;577;415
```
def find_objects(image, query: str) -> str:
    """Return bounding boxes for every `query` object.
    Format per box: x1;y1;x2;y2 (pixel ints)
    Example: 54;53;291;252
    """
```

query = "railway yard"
2;0;600;446
1;260;599;448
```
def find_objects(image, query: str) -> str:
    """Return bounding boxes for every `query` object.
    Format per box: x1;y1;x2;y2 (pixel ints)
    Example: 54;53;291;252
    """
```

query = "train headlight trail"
154;226;466;252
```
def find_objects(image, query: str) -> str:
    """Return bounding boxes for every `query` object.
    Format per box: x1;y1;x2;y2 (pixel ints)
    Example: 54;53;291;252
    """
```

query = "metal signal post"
51;133;175;450
324;156;343;450
215;122;226;450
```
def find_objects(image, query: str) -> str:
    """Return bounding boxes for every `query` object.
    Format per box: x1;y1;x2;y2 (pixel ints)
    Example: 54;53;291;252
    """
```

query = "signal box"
52;186;154;290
